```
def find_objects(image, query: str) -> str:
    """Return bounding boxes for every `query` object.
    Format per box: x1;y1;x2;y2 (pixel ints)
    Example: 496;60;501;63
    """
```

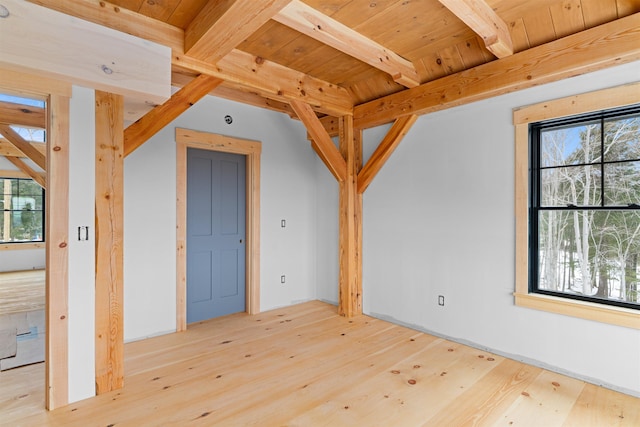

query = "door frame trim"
46;91;71;409
175;128;261;330
0;68;71;409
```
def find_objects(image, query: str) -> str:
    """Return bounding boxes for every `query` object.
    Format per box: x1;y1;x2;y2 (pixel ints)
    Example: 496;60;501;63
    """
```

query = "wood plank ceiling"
21;0;640;128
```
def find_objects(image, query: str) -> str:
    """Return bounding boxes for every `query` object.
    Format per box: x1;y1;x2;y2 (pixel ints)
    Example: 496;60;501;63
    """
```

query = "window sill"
0;242;45;251
514;292;639;330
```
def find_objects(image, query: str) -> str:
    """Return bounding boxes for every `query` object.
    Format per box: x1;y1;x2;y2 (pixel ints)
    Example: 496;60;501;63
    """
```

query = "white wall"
67;86;96;402
314;155;339;304
316;61;640;396
0;248;45;272
124;95;318;341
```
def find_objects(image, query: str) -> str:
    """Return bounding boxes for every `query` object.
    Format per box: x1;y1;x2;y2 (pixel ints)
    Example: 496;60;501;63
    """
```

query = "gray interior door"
187;148;246;323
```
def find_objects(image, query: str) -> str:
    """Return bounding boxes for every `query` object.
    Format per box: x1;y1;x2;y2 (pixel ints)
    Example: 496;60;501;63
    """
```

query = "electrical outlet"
281;219;286;228
438;295;445;306
281;275;286;284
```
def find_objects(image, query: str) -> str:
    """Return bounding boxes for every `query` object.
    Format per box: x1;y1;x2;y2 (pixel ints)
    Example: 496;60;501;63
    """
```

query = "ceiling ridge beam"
437;0;513;58
26;0;352;118
5;156;46;188
186;0;292;62
290;100;346;182
357;114;417;194
0;101;46;129
124;74;223;158
354;12;640;129
0;123;46;170
273;0;420;88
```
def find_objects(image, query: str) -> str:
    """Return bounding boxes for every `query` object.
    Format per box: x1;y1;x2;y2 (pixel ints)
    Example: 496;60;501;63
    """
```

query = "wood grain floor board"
0;270;45;316
1;301;638;426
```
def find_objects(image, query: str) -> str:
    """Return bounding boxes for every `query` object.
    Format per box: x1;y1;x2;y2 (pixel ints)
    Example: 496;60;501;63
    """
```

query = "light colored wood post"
94;91;124;394
46;93;70;409
338;115;362;317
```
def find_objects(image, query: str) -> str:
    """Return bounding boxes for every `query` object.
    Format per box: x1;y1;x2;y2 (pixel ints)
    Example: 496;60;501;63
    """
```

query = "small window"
0;177;45;244
530;106;640;309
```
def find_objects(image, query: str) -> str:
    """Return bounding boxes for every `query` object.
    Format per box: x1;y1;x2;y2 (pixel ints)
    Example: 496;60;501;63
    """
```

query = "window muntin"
531;107;640;309
0;93;47;246
0;177;45;244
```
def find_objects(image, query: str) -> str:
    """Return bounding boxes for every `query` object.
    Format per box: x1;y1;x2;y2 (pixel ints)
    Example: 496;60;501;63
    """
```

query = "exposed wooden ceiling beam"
177;50;352;116
354;13;640;130
27;0;352;118
5;156;46;188
185;0;292;62
357;114;417;194
0;123;46;170
290;100;346;182
0;169;29;179
0;101;45;129
171;72;296;118
273;0;419;88
437;0;513;58
124;74;223;157
317;116;341;139
0;138;46;158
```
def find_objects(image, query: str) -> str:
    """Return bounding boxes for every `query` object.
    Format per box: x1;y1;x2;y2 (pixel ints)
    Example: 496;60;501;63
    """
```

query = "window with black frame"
530;105;640;310
0;177;45;244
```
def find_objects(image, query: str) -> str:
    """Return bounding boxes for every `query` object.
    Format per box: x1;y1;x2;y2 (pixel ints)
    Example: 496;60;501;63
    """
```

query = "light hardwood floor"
0;270;45;316
1;301;638;426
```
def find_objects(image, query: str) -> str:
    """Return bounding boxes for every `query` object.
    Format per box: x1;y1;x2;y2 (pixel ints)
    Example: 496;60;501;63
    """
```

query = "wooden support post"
46;93;70;410
95;91;124;394
338;115;362;317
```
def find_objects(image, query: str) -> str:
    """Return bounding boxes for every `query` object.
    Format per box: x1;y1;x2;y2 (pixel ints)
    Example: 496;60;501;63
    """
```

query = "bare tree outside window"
533;110;640;307
0;178;44;244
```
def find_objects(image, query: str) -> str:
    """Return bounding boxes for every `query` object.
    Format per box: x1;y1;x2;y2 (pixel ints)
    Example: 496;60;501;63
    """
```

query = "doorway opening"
175;128;261;330
0;70;71;411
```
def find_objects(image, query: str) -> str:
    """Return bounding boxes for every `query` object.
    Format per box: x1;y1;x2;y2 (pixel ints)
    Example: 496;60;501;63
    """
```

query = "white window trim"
514;82;640;330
